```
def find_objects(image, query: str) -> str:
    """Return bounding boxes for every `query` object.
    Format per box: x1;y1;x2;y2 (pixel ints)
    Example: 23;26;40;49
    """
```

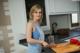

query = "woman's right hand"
41;41;48;47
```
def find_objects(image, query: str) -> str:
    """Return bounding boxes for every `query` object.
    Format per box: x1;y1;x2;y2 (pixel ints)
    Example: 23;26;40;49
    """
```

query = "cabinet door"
49;0;55;14
54;0;79;13
49;0;79;14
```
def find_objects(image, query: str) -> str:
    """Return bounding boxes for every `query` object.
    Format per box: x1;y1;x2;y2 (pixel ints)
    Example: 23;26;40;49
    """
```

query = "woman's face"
32;9;42;21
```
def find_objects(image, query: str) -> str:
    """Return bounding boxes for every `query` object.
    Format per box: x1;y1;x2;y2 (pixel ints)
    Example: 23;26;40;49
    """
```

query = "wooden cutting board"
51;43;80;53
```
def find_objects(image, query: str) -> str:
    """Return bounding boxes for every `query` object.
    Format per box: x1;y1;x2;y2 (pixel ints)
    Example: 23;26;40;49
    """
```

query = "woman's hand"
41;41;49;47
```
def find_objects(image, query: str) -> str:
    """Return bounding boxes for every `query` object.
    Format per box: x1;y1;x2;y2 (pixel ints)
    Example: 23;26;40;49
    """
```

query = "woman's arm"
26;22;48;47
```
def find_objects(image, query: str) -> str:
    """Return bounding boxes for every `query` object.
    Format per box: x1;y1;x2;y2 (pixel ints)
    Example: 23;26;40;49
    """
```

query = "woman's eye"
39;12;42;14
35;12;37;13
34;11;42;14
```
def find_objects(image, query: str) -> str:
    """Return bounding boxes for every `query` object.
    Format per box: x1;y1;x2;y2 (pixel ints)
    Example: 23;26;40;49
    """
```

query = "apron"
27;24;44;53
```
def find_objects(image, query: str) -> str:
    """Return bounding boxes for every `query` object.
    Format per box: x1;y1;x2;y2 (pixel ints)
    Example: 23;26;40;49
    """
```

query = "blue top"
27;24;44;53
32;26;40;40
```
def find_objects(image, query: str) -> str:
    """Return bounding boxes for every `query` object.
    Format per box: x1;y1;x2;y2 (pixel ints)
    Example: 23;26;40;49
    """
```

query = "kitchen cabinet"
48;0;79;15
48;0;55;14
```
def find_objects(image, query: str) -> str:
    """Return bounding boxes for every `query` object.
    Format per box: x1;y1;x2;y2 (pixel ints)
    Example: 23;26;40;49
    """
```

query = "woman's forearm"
27;38;43;44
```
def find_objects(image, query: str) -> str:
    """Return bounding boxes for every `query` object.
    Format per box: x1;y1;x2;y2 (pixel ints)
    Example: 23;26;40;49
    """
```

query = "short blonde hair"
29;4;43;21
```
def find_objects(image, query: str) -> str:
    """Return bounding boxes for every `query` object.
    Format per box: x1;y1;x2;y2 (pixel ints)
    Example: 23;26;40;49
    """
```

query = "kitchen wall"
8;0;28;53
49;13;80;30
49;14;71;30
8;0;27;34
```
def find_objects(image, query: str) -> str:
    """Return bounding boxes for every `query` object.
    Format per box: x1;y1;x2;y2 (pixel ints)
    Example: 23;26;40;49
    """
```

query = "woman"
26;4;48;53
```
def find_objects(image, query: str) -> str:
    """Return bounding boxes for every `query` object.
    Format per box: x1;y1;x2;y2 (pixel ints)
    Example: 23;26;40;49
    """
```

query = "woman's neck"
33;19;40;26
33;19;38;23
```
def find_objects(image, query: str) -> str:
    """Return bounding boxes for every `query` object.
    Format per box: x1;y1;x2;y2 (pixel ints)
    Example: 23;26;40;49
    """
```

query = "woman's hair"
29;4;43;22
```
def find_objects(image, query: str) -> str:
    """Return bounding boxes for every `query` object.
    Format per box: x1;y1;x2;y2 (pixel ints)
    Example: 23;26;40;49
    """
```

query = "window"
72;13;78;23
71;13;79;27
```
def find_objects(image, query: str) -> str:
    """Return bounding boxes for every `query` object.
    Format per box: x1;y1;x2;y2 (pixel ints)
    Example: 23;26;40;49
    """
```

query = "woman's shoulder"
27;20;34;27
28;20;34;24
